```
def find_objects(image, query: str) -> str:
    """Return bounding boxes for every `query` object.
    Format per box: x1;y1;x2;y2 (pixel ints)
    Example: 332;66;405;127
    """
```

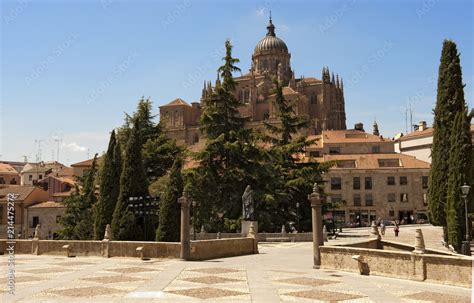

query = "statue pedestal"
241;221;258;236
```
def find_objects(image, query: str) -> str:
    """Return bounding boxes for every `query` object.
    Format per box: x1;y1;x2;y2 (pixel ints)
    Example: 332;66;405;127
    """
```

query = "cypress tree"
446;110;471;251
111;118;149;240
155;158;183;242
58;154;98;240
93;130;122;240
428;40;466;235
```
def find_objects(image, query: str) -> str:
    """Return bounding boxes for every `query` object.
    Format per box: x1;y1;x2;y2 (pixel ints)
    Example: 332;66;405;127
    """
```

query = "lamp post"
461;184;471;256
296;202;300;232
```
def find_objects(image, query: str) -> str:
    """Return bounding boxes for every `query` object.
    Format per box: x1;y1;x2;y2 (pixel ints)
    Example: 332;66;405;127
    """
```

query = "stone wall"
0;238;254;261
190;238;256;261
193;232;313;242
320;245;471;288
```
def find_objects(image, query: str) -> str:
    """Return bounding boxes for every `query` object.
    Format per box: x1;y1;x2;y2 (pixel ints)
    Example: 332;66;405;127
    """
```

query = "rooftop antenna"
34;139;44;162
22;155;28;163
54;139;63;162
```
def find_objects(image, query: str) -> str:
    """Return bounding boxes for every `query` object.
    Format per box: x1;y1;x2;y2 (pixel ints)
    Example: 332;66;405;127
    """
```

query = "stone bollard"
370;221;381;240
323;225;328;242
413;229;425;254
247;222;259;254
217;232;221;239
103;224;111;241
136;247;145;260
281;225;287;234
62;245;72;258
32;224;41;255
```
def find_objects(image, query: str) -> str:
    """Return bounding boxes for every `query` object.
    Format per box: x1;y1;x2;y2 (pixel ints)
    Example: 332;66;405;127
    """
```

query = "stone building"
160;17;347;145
0;162;20;186
302;124;430;227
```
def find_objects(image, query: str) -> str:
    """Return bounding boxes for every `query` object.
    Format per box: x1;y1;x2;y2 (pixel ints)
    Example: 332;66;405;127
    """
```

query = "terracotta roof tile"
28;201;65;208
160;98;191;108
0;186;40;201
0;163;19;175
71;157;103;167
310;153;430;169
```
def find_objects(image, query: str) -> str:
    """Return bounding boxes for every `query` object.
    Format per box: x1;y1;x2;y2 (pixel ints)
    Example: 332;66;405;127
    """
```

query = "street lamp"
461;184;471;256
296;202;300;232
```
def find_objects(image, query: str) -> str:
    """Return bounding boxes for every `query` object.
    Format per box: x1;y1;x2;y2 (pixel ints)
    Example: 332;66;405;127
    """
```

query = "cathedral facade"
160;17;347;145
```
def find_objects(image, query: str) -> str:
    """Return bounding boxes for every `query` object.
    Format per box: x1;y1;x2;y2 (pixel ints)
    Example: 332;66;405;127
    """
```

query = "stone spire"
336;74;340;89
340;78;344;91
373;119;380;136
215;72;221;88
266;12;275;37
331;72;335;85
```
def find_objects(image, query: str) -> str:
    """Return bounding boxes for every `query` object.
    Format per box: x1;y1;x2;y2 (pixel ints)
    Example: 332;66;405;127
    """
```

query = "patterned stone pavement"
1;241;471;302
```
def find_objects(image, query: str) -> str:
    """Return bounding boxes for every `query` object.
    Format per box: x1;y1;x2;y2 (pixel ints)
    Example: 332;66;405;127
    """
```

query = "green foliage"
111;118;149;241
428;40;466;230
156;158;183;242
58;155;98;240
446;110;471;251
93;130;122;240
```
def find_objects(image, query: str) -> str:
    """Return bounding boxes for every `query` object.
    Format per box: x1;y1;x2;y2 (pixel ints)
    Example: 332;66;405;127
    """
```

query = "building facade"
0;162;20;186
160;17;347;145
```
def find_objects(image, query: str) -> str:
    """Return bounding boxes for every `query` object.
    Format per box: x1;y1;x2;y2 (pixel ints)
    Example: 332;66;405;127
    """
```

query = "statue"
242;185;255;221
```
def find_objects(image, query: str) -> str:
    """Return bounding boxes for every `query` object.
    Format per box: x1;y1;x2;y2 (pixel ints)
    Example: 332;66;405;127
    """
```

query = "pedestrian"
394;222;399;237
380;221;386;236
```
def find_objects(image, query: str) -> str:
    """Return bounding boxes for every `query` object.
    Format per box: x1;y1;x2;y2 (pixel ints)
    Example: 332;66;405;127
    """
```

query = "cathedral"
160;17;347;145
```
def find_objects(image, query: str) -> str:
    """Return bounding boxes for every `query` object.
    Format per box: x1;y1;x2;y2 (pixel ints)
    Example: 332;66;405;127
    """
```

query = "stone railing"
320;240;471;288
0;237;256;261
192;232;313;242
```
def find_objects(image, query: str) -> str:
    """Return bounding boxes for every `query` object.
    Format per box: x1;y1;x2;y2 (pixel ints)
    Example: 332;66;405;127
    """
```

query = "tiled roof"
0;163;19;175
160;98;191;108
28;201;65;208
0;186;38;201
313;153;430;169
38;175;77;186
399;124;474;141
320;129;391;144
71;157;103;167
56;167;73;177
21;165;52;174
52;190;74;197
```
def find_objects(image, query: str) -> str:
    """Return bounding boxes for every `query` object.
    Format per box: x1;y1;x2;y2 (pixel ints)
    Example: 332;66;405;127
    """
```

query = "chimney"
354;123;364;132
418;121;427;132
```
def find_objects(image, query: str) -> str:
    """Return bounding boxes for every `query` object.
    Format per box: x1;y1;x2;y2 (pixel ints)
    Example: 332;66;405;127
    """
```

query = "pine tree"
446;109;472;251
156;158;183;242
428;40;466;235
111;118;149;240
188;40;265;228
93;130;122;240
58;154;98;240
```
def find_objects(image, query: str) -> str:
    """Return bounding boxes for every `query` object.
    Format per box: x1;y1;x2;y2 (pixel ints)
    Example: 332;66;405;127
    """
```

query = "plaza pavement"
1;225;471;302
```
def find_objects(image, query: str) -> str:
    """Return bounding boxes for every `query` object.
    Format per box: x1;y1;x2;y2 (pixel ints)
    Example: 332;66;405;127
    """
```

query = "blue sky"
1;0;473;165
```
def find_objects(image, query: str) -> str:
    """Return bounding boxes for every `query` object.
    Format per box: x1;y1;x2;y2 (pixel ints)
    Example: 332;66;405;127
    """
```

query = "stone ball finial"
247;222;257;238
370;221;381;240
313;182;318;193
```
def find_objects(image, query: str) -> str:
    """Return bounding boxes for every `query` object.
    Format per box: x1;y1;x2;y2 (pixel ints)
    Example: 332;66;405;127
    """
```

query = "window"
387;176;395;185
10;178;17;185
0;206;3;223
309;151;320;157
336;160;356;168
329;147;340;155
32;216;40;228
389;210;395;217
310;95;316;104
422;176;428;189
353;177;360;190
331;178;342;190
29;175;33;181
56;215;62;223
400;176;408;185
0;177;4;184
331;194;342;203
353;194;361;206
400;193;408;202
39;174;43;180
365;177;372;190
423;193;428;205
388;193;396;203
378;159;400;167
372;146;380;153
365;194;373;206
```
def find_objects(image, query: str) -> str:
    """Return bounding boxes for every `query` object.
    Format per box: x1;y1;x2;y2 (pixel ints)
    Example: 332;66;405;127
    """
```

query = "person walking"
394;222;399;237
380;221;386;236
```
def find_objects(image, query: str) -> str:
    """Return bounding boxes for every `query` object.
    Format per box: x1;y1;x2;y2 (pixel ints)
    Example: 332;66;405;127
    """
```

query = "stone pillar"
32;224;41;255
101;224;111;258
413;229;425;254
33;224;41;240
179;191;191;260
247;222;259;254
308;183;324;269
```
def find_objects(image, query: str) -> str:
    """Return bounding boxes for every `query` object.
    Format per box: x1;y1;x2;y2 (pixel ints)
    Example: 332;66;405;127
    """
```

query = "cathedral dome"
254;18;288;54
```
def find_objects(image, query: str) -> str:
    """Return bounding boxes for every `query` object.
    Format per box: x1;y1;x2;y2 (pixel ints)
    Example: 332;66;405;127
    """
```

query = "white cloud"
279;24;290;33
256;7;265;16
62;142;88;152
